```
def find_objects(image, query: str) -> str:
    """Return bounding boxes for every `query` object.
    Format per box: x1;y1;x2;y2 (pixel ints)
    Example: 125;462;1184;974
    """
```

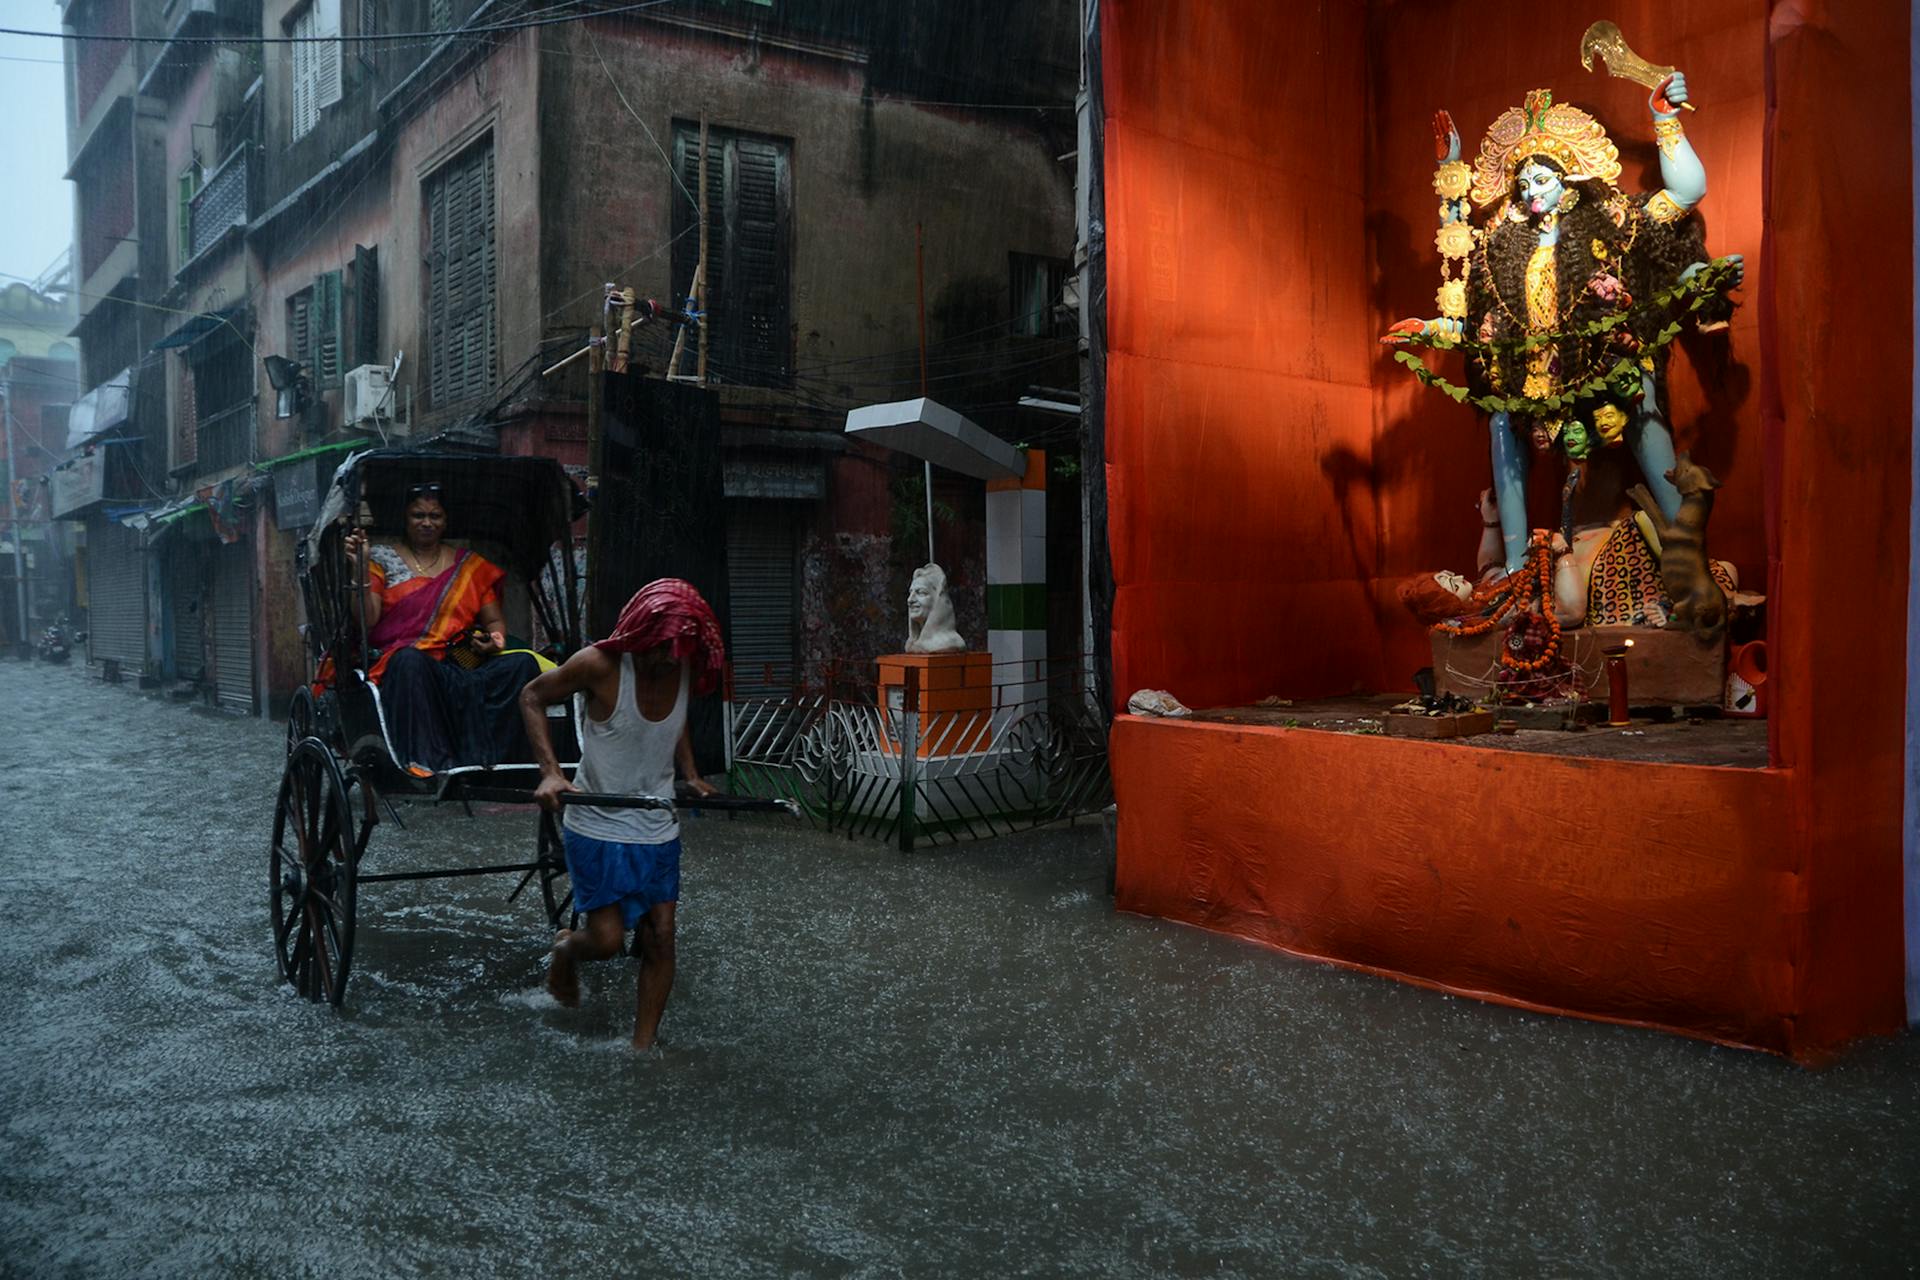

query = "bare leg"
1488;411;1530;575
632;901;677;1051
547;904;626;1007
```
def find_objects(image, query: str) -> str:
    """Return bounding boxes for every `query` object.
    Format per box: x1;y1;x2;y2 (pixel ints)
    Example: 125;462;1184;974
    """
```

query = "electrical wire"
1;0;689;46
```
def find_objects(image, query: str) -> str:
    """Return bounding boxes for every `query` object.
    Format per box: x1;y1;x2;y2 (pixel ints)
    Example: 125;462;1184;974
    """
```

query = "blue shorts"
562;830;681;931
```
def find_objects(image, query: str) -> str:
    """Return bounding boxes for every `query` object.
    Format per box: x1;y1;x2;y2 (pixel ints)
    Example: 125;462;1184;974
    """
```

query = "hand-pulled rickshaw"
272;449;789;1007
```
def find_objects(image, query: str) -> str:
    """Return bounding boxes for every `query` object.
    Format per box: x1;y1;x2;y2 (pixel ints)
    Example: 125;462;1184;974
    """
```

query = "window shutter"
357;0;376;70
314;270;343;388
425;140;495;406
288;289;312;374
177;170;195;267
672;124;789;386
315;0;343;111
291;7;316;140
728;137;790;385
352;243;379;368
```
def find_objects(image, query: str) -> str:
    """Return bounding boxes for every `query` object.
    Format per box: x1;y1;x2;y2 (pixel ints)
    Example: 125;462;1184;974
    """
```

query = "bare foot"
546;931;581;1008
630;1033;659;1052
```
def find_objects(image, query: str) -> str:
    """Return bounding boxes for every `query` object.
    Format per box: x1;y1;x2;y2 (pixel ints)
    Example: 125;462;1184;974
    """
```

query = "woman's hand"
470;627;506;657
343;527;369;571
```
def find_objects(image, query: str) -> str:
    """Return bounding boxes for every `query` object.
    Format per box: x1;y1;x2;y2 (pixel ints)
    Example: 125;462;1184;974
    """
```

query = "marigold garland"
1389;257;1741;418
1435;534;1564;673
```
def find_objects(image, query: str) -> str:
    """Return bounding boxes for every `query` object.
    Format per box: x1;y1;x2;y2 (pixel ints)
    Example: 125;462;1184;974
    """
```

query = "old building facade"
58;0;1077;713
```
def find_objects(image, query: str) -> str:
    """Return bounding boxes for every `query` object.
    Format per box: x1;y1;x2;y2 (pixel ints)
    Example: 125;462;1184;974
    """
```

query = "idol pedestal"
1433;624;1726;706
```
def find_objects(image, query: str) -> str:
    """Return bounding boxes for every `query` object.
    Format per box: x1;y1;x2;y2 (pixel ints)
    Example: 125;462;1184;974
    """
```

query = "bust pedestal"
877;651;993;756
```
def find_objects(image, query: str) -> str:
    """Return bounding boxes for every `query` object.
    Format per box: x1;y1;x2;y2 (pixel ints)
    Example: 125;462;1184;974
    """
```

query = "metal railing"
195;402;254;472
188;149;248;263
728;657;1111;850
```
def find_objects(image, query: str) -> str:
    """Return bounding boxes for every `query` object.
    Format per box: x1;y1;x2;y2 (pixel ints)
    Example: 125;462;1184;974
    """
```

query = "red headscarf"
597;578;727;695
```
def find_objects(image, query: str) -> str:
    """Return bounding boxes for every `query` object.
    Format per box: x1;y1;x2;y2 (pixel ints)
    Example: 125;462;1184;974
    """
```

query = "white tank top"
564;654;687;844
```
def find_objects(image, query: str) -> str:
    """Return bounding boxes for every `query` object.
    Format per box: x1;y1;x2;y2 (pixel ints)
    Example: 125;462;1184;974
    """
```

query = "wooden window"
424;138;497;406
175;163;202;269
1010;253;1071;338
287;287;312;374
289;0;341;142
351;243;380;369
672;124;792;387
285;271;342;386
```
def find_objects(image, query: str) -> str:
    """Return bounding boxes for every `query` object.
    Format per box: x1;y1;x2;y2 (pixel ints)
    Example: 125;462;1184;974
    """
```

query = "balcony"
185;149;248;268
194;402;254;473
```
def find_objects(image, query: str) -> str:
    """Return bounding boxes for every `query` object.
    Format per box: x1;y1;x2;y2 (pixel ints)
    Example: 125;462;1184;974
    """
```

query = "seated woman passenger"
342;482;543;774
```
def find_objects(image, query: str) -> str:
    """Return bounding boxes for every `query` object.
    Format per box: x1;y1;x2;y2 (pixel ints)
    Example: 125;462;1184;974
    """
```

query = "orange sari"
366;549;505;681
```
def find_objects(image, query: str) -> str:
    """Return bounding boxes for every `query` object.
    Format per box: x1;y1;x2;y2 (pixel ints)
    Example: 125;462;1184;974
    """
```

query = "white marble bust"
904;564;966;654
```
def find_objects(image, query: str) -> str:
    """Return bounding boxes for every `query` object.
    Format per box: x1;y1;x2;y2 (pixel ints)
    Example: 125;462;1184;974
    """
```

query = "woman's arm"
342;529;384;629
471;599;508;656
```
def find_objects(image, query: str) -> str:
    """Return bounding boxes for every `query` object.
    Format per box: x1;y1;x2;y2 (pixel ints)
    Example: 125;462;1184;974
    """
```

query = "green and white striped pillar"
986;450;1046;711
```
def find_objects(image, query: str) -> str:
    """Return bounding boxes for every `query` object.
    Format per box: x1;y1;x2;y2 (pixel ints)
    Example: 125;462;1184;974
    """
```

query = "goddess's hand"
1652;72;1687;117
1433;109;1461;164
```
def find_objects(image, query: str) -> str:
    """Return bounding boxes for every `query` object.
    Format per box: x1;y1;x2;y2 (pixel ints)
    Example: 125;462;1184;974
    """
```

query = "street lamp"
263;355;309;420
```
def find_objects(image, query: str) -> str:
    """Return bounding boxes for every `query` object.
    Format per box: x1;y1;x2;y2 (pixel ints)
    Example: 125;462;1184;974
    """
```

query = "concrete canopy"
843;397;1024;481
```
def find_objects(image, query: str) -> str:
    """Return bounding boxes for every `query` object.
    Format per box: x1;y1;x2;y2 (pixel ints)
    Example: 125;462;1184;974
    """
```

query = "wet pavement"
1;659;1916;1279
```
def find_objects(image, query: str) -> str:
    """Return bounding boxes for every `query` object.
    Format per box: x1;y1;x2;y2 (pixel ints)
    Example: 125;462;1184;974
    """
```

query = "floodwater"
1;660;1915;1278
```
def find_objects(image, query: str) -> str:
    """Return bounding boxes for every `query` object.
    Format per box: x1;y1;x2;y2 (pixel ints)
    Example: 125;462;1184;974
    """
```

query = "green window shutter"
352;243;379;369
287;289;312;374
314;270;343;388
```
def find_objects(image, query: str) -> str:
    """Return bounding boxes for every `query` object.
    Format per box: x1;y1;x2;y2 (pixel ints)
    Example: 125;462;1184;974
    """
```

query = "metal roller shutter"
725;503;795;699
166;543;206;682
211;542;254;712
87;521;147;669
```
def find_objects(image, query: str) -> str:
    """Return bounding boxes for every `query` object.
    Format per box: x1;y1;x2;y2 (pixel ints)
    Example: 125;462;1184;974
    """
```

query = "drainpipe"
2;377;31;655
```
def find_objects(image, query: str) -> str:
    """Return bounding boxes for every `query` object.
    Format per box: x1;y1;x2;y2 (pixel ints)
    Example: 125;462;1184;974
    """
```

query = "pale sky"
0;4;76;288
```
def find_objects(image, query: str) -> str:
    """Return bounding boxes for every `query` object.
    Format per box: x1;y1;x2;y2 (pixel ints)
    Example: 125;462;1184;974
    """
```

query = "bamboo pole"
916;223;933;564
585;318;604;631
696;115;710;386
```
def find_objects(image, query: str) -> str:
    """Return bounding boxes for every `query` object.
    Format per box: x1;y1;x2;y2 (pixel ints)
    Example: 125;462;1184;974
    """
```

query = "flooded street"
1;659;1915;1278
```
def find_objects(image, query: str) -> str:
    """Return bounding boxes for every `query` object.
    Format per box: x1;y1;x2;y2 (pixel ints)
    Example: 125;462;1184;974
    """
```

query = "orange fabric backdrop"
1102;2;1383;707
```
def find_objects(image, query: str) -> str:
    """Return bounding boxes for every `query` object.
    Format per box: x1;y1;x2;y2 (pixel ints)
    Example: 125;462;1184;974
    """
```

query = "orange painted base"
1112;715;1804;1055
877;652;993;756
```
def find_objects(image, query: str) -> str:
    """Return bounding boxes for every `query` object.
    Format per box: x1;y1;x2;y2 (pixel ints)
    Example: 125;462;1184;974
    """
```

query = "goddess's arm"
1382;110;1470;343
1650;74;1707;212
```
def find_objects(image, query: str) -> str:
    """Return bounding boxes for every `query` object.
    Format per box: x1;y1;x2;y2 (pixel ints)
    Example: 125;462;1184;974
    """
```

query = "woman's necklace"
405;545;447;577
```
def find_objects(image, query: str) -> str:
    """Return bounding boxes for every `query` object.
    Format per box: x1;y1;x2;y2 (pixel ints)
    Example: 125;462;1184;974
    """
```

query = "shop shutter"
724;503;796;699
212;541;254;712
167;543;206;682
87;521;147;668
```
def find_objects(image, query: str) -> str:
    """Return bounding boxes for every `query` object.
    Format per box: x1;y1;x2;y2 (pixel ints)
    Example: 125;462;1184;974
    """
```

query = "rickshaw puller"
519;579;724;1050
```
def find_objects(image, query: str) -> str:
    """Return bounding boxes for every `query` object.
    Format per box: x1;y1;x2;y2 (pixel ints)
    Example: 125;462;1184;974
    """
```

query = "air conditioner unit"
342;364;394;430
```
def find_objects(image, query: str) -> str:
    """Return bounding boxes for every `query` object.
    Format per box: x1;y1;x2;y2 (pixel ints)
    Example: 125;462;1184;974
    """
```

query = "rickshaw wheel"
537;809;578;933
286;686;315;756
271;738;358;1006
